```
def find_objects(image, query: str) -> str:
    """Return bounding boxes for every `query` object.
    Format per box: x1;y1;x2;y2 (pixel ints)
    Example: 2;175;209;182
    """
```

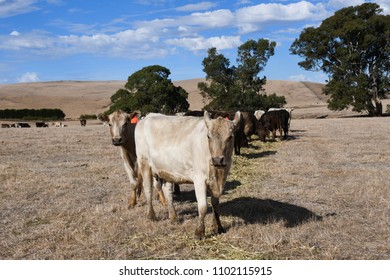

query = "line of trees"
107;3;389;117
0;109;65;120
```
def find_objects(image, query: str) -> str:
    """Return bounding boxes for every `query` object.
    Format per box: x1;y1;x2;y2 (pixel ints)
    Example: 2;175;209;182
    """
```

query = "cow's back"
136;114;207;183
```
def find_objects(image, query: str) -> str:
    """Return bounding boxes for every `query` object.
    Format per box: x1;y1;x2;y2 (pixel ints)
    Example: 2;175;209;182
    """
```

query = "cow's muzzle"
211;156;226;167
112;138;123;146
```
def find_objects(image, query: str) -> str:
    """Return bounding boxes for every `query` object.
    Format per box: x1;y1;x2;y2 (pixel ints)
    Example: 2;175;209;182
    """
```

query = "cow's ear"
97;113;108;123
232;111;241;129
204;111;212;129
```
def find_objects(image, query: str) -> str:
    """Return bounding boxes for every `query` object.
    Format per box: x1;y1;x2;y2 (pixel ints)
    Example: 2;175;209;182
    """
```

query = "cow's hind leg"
211;196;225;235
162;182;177;223
153;177;167;206
279;126;284;141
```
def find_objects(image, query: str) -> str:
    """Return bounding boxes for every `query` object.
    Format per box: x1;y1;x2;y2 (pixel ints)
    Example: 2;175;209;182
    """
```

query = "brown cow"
98;110;166;208
135;111;240;239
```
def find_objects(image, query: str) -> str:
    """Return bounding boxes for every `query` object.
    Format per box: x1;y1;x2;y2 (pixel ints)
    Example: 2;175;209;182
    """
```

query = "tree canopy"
108;65;189;115
198;39;285;112
290;3;390;116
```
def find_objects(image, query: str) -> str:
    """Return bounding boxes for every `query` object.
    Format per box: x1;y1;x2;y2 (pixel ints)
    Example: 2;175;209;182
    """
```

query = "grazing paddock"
0;118;389;259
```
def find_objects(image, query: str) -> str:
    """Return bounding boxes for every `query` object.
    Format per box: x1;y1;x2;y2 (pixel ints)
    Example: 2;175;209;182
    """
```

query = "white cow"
135;111;240;239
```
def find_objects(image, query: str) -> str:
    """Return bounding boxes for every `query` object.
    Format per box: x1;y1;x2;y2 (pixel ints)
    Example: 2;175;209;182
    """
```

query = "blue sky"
0;0;389;84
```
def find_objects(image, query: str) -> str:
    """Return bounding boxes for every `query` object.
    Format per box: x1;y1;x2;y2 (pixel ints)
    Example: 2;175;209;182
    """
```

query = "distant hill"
0;79;363;119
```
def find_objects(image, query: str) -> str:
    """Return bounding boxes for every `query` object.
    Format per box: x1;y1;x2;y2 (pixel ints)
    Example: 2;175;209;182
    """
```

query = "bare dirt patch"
1;117;389;259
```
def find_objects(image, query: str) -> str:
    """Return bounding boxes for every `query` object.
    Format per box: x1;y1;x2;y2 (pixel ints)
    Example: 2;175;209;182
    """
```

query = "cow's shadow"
221;197;322;228
174;180;242;203
240;150;277;159
176;195;322;229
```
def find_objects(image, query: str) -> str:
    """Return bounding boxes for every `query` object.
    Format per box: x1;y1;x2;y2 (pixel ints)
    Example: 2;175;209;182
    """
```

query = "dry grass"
1;117;389;259
0;79;359;119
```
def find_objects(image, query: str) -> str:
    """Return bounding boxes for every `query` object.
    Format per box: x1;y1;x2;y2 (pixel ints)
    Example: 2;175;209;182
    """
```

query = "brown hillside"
0;79;363;119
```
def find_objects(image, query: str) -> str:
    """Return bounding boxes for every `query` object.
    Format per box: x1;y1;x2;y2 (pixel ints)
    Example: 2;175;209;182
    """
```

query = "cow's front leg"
211;196;225;235
140;161;156;220
121;149;139;208
194;180;207;239
128;183;138;208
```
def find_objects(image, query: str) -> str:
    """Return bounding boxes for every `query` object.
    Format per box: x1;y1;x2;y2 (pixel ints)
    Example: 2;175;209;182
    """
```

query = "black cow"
36;122;48;127
16;123;31;128
80;119;87;126
259;110;289;141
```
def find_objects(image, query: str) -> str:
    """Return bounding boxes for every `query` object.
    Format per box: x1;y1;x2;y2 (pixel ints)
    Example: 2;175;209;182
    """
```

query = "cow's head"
204;111;240;167
97;110;137;146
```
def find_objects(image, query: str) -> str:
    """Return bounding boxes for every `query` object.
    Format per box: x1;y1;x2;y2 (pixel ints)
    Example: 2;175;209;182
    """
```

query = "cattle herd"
1;108;291;239
1;120;88;128
98;108;293;239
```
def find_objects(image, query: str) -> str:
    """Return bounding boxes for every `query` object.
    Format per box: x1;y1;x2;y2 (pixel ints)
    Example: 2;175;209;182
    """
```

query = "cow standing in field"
80;119;87;126
36;122;48;127
98;110;167;208
268;108;294;128
98;111;141;207
135;111;240;239
259;110;290;141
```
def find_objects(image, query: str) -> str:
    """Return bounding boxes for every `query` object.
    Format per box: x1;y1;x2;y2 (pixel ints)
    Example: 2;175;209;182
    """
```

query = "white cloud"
289;74;310;82
327;0;364;10
0;31;51;51
289;73;327;83
17;72;40;83
0;0;38;18
376;0;390;15
183;9;235;28
10;30;20;36
326;0;389;15
1;0;384;61
236;1;329;34
166;35;241;51
176;2;217;12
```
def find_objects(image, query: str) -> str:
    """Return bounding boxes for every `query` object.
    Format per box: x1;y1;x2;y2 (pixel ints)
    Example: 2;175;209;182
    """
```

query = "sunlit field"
1;117;389;259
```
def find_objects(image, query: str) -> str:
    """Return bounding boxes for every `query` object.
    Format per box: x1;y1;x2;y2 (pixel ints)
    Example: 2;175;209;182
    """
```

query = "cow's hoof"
211;225;226;235
194;227;205;240
147;211;157;221
128;197;137;209
169;214;178;224
127;202;136;209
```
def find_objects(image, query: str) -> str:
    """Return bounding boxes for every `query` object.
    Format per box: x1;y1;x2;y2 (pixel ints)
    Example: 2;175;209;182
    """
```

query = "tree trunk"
374;100;383;116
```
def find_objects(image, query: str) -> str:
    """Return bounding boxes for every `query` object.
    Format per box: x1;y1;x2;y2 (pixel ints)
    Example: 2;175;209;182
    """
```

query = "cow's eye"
207;134;211;140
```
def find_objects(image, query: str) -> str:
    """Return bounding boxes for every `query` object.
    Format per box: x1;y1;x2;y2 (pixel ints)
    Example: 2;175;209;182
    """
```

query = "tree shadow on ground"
221;196;322;228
